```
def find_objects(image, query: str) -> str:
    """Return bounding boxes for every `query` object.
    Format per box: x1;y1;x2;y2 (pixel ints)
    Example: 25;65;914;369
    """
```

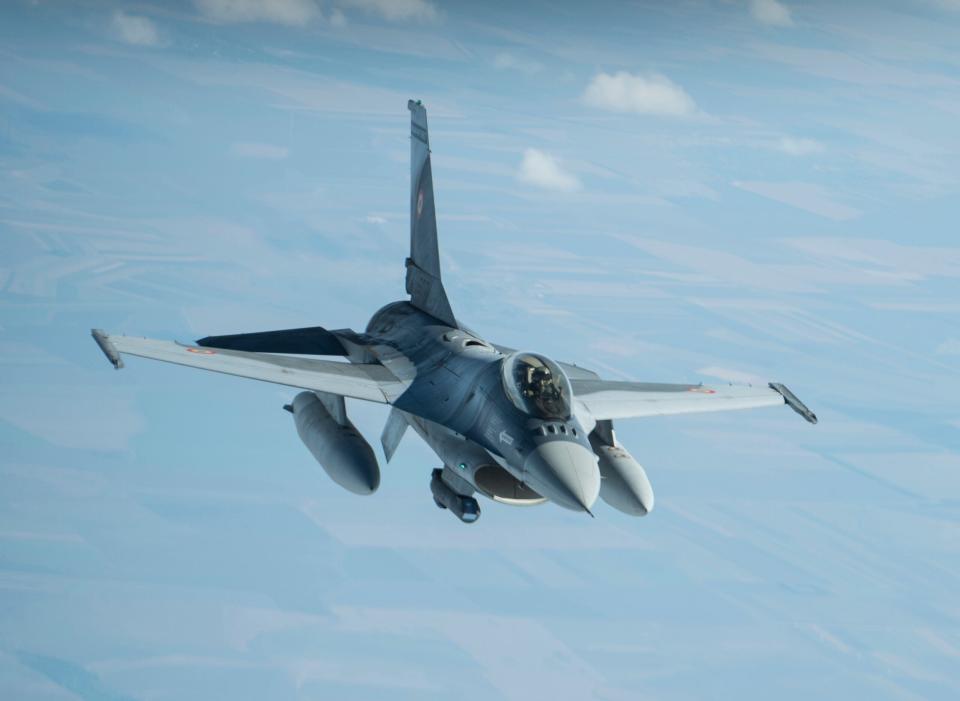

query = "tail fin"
405;99;457;328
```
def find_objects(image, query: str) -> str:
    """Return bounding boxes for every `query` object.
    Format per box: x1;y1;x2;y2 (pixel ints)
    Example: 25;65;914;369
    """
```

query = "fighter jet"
92;100;816;523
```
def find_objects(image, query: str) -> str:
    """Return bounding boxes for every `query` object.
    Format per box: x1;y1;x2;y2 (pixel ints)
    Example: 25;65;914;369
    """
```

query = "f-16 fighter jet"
92;100;816;524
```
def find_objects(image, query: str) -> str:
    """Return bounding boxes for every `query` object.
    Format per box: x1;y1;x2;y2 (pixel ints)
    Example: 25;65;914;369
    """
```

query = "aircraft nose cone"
524;441;600;512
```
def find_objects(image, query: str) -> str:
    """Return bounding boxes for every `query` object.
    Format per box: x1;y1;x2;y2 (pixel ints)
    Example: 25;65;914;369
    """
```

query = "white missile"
288;391;380;495
591;435;654;516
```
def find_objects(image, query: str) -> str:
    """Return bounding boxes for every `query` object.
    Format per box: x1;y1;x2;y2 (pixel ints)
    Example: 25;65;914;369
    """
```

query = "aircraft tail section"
406;99;457;328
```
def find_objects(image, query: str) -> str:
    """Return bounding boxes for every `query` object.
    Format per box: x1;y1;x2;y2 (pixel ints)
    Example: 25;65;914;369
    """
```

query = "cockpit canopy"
501;352;572;420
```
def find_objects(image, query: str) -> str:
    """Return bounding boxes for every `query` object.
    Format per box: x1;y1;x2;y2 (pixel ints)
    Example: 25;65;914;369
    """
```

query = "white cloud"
365;215;387;224
229;142;289;160
111;11;163;47
750;0;793;26
329;8;347;26
582;71;696;117
493;52;543;76
936;339;960;355
194;0;320;25
777;137;824;156
339;0;438;22
517;149;581;193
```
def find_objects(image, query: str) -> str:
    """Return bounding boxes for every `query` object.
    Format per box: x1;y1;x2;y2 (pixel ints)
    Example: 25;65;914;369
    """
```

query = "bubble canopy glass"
501;352;573;420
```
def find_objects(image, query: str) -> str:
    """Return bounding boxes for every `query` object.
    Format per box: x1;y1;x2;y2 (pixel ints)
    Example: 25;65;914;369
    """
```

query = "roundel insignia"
186;347;216;355
416;189;424;218
687;386;716;394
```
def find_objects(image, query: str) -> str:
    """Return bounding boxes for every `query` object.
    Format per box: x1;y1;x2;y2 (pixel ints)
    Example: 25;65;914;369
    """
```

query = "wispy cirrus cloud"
492;52;543;75
111;11;164;46
783;237;960;278
229;141;289;160
517;149;581;192
151;58;411;114
339;0;439;22
752;42;959;87
194;0;320;26
733;180;861;220
582;71;697;117
749;0;793;27
696;366;767;385
776;136;824;156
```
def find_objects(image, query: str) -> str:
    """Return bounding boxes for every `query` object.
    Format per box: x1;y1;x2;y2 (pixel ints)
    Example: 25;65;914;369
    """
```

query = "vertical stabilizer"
406;100;457;327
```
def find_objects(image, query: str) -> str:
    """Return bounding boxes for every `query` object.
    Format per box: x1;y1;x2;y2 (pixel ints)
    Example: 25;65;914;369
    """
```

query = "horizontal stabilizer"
196;326;347;355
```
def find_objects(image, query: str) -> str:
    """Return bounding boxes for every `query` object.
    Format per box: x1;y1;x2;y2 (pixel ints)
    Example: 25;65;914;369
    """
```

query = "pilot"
521;363;548;397
529;365;558;399
521;364;538;398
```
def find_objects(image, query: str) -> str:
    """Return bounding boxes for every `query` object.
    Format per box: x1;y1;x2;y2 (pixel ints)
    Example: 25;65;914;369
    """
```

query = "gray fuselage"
362;301;600;511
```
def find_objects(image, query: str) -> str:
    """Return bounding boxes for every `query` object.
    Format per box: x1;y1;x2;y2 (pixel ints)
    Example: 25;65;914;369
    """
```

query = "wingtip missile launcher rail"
91;329;123;370
768;383;818;424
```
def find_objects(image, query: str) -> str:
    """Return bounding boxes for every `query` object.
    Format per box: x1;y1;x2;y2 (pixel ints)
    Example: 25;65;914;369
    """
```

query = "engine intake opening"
474;464;546;506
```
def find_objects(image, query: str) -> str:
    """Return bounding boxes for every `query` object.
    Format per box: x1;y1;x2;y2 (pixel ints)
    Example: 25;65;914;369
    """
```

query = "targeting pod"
430;468;480;523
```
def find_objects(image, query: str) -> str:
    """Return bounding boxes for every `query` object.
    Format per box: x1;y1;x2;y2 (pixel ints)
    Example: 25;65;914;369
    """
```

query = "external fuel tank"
288;391;380;495
590;432;654;516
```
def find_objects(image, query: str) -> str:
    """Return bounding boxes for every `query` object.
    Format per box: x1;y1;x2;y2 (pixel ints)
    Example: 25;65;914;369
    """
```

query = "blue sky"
2;0;959;699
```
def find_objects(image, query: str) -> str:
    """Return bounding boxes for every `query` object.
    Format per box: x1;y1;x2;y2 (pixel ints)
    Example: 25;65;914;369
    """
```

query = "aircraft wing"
571;379;817;423
91;330;408;403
